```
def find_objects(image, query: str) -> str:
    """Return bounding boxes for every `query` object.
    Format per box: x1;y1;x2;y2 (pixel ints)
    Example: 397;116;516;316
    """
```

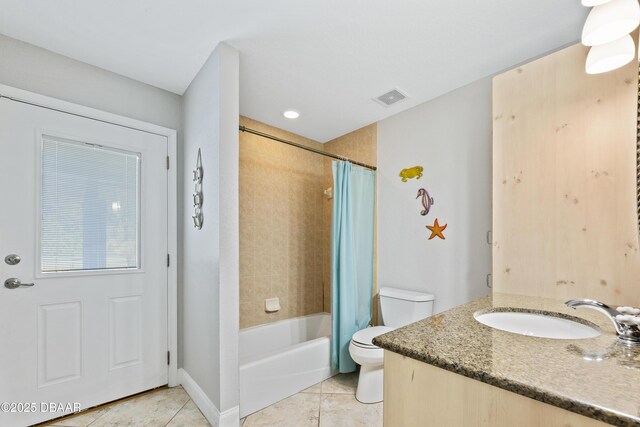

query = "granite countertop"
373;293;640;426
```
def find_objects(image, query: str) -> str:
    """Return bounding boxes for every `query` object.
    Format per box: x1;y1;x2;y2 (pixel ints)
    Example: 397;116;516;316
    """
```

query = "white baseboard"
179;368;240;427
219;405;240;427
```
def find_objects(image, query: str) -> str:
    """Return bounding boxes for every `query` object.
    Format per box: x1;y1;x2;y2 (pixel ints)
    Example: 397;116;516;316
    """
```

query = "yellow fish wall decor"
399;166;423;182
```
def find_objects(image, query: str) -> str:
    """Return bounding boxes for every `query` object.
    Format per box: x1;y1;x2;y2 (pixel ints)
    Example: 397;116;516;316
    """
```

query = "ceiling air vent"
373;88;408;107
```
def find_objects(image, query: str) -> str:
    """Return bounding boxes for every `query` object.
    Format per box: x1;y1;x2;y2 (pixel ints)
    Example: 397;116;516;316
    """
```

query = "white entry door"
0;98;169;426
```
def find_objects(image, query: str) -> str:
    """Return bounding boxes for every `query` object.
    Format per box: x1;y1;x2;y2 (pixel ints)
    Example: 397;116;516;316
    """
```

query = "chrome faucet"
565;299;640;345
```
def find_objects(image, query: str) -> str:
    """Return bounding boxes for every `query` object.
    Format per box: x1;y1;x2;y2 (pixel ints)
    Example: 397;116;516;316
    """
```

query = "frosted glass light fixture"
582;0;613;6
582;0;640;46
586;34;635;74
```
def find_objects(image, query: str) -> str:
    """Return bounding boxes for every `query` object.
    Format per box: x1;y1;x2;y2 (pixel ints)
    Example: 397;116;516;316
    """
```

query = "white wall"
216;43;240;415
181;41;239;423
0;34;181;129
377;77;492;314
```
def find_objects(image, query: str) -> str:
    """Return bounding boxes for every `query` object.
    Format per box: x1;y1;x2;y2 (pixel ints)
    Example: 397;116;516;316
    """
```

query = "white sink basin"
474;311;600;339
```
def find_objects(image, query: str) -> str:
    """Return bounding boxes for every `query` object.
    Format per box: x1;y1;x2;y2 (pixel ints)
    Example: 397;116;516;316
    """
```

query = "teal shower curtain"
330;161;376;373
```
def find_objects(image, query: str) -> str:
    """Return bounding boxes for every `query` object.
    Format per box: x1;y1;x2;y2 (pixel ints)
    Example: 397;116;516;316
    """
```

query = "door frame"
0;83;179;388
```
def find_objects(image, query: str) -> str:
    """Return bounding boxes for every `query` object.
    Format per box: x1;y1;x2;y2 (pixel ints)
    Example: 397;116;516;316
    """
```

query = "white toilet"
348;287;434;403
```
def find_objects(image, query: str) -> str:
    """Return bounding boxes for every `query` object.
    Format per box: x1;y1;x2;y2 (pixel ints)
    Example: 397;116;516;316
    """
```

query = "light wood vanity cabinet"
383;351;607;427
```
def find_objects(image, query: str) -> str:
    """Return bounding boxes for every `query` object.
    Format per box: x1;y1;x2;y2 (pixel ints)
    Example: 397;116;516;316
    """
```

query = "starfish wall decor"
426;218;447;240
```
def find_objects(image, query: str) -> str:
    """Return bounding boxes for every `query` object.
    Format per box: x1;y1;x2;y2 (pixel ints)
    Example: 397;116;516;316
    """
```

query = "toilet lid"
352;326;394;347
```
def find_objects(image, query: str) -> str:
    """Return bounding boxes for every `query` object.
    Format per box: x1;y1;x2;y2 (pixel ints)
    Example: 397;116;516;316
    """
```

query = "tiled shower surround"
239;116;377;329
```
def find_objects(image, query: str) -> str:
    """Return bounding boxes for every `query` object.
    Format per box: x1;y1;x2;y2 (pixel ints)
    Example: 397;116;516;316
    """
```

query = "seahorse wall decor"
416;188;434;216
399;166;423;182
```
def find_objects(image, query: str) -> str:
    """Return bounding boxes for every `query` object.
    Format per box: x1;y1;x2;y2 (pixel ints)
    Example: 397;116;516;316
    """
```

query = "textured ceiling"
0;1;587;141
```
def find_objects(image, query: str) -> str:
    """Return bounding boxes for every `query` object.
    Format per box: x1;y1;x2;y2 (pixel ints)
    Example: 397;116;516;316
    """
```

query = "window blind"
41;135;140;272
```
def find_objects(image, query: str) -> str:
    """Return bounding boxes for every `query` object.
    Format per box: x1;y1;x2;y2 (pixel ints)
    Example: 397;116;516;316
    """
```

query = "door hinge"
166;156;170;170
167;351;171;365
167;254;170;267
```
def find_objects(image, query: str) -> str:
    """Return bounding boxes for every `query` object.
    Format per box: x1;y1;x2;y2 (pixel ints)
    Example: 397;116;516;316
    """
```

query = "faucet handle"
566;298;640;344
617;306;640;316
616;314;640;326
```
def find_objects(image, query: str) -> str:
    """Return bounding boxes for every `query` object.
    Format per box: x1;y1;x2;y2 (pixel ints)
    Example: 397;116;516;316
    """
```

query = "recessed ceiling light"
283;110;300;119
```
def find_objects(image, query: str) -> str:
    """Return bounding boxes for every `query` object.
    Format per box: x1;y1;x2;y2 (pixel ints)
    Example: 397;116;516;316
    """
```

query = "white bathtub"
239;312;334;417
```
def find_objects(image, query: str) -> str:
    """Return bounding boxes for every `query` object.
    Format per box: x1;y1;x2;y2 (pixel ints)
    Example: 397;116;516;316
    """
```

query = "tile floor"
242;372;382;427
43;387;209;427
43;372;382;427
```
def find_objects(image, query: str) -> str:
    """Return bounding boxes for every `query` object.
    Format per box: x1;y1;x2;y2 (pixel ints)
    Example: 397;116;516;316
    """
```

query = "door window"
40;135;141;273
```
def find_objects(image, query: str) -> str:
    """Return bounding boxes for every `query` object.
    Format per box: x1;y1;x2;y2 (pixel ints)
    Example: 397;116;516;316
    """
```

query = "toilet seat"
351;341;378;349
351;326;394;348
349;340;384;365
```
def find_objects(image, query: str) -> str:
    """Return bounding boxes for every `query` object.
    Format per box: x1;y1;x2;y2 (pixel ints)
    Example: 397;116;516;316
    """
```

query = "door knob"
4;278;35;289
4;254;21;265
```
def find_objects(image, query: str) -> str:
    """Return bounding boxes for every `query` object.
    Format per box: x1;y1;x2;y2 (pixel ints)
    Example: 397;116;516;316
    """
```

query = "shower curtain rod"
239;125;377;171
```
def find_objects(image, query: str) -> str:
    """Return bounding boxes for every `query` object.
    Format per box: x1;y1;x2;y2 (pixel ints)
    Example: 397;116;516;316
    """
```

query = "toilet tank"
378;287;435;328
